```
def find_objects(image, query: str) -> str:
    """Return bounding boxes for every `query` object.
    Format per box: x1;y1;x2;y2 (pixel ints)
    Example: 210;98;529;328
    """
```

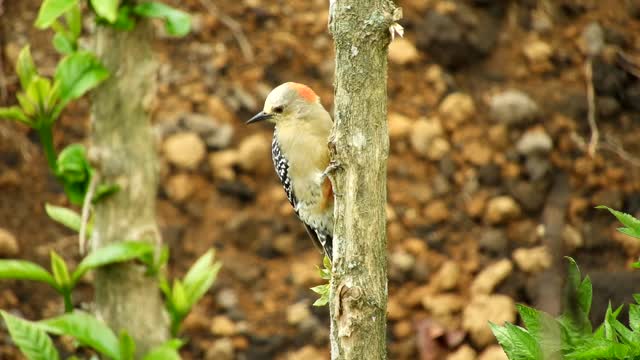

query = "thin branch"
197;0;254;62
585;58;598;157
601;134;640;168
616;50;640;79
79;172;99;255
570;131;640;168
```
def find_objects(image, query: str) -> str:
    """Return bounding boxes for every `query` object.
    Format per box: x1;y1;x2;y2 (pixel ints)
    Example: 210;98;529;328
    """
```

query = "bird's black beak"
246;111;273;124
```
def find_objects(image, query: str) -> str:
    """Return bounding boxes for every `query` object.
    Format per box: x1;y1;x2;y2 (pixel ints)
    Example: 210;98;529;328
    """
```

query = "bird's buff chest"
273;124;332;214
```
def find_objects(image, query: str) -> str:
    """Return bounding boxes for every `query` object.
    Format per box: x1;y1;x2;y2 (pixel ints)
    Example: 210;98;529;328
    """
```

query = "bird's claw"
321;160;342;180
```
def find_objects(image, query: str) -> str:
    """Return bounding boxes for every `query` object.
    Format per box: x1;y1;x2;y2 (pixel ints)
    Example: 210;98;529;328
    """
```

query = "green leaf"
517;303;564;356
597;205;640;239
489;323;512;352
142;339;184;360
323;255;332;270
16;46;37;89
0;106;31;125
153;245;170;273
57;144;90;182
56;144;92;205
92;183;120;203
317;255;332;280
565;338;631;359
53;33;74;55
171;280;189;315
490;322;543;360
133;2;191;36
618;227;640;240
630;303;640;332
140;245;164;274
609;313;640;345
310;284;328;295
311;284;329;307
54;51;109;104
183;249;221;307
38;311;119;359
71;241;155;286
25;76;53;116
577;275;592;317
565;257;581;297
1;311;60;360
312;295;328;307
593;323;605;340
517;304;542;335
561;257;592;336
65;2;82;39
119;331;136;360
112;5;136;31
50;251;71;289
35;0;78;29
603;302;624;342
90;0;120;23
158;276;171;297
45;203;82;233
0;260;57;289
17;93;37;118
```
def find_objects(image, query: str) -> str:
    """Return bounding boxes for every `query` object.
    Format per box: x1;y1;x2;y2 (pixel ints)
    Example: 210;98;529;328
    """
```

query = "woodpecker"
247;82;334;260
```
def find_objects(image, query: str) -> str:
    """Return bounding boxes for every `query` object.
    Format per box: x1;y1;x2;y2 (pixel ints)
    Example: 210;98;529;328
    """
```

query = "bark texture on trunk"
328;1;399;359
90;21;168;355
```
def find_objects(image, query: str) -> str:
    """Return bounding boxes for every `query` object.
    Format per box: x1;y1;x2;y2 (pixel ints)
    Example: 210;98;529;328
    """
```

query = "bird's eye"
273;106;284;114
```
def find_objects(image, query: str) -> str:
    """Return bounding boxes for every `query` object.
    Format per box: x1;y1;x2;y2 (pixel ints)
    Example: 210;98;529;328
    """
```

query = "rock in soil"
439;92;476;130
478;345;508;360
210;315;237;336
205;338;235;360
287;302;312;326
464;295;516;347
422;294;465;316
388;38;420;65
0;228;19;257
286;345;325;360
479;228;508;255
237;133;272;174
447;345;477;360
512;246;552;273
431;260;461;291
415;2;500;68
489;90;540;126
471;259;513;295
163;132;206;169
516;128;553;155
484;196;521;224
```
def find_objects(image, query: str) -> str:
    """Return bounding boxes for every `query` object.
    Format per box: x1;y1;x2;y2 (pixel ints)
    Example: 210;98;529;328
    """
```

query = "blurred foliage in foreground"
492;206;640;360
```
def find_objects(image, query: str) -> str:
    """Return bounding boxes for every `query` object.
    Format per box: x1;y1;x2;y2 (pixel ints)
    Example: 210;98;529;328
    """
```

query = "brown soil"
1;0;640;359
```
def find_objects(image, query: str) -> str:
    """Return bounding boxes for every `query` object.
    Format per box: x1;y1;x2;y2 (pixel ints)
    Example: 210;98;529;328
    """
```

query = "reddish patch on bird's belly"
320;177;333;210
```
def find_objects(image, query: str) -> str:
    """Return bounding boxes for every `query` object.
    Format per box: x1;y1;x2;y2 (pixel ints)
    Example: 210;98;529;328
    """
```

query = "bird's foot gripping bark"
321;160;342;181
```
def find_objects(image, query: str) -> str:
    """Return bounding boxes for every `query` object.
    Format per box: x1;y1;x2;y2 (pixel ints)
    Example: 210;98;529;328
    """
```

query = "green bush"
492;206;640;359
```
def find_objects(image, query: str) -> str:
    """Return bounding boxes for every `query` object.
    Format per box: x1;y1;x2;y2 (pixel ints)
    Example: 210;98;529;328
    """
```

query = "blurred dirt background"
1;0;640;359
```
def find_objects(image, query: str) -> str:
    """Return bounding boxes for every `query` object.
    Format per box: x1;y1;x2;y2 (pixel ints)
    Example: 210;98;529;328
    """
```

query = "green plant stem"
37;125;57;172
62;291;73;313
169;315;182;337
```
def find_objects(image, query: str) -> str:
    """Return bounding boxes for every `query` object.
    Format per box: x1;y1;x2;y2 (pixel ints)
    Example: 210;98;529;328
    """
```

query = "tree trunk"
89;21;168;354
328;1;399;359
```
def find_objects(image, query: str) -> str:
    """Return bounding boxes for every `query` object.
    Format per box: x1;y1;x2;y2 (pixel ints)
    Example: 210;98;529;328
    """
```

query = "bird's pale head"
246;82;320;125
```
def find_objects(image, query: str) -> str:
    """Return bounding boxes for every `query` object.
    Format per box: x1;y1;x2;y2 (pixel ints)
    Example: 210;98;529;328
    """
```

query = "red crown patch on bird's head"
287;82;318;102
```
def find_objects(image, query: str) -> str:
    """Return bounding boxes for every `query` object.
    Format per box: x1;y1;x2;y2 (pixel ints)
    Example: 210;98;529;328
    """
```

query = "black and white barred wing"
271;137;332;260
